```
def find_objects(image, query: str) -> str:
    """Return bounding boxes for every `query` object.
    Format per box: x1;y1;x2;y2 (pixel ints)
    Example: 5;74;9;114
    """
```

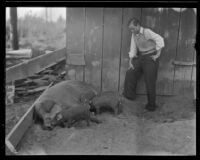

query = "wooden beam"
6;48;66;83
172;60;196;66
10;7;19;50
5;83;53;154
6;49;32;59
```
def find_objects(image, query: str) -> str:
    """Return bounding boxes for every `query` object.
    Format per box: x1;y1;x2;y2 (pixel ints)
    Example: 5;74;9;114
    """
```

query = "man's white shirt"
129;27;165;58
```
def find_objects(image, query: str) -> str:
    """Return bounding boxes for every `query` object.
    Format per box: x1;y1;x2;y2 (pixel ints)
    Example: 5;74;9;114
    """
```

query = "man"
123;17;165;111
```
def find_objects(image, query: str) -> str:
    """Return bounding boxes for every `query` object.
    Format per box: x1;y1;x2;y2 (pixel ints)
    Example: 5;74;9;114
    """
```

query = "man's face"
129;23;140;34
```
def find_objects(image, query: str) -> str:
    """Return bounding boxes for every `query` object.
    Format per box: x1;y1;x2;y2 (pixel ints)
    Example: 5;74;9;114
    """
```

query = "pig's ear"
56;114;63;121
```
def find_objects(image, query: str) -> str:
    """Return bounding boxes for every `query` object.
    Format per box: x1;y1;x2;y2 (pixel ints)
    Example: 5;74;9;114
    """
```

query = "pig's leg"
67;119;72;128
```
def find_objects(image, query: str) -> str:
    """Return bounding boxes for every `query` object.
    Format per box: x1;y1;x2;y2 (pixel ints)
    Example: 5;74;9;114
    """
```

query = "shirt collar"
135;26;144;36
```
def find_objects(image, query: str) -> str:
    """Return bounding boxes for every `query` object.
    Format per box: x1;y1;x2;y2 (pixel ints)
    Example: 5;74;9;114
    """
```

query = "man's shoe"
145;104;158;111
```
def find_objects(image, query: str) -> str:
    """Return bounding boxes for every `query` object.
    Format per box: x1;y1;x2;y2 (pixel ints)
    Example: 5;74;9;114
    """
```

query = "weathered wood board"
84;8;103;92
66;8;85;81
65;8;196;96
191;50;196;93
191;41;196;85
173;8;196;95
6;48;66;83
102;8;122;92
119;8;142;94
191;63;196;100
156;8;180;95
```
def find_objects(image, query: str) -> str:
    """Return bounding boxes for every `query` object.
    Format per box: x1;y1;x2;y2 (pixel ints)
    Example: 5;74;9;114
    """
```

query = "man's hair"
128;17;140;26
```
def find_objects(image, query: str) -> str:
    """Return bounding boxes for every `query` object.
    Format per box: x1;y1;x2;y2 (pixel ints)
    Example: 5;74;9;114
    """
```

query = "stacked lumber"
6;49;53;68
6;48;67;104
14;60;66;100
6;49;32;59
6;48;66;82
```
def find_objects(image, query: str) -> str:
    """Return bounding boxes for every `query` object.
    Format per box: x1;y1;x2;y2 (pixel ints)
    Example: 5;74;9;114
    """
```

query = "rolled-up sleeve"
145;29;165;50
128;33;137;58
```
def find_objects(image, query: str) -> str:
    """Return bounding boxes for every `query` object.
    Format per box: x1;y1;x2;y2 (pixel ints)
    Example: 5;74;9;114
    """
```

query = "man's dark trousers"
123;52;159;107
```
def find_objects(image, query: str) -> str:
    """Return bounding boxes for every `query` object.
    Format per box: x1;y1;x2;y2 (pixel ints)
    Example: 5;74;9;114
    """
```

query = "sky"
6;7;66;21
6;7;196;21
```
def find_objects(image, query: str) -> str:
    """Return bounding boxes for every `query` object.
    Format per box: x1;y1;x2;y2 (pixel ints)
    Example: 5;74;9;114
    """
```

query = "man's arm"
128;34;137;69
145;28;165;59
129;33;137;58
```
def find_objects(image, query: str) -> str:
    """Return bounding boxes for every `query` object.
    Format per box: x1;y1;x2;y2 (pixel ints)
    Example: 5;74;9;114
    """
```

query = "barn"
65;8;196;96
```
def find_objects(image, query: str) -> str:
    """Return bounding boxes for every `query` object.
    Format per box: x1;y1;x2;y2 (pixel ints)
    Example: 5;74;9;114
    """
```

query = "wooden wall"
65;8;196;96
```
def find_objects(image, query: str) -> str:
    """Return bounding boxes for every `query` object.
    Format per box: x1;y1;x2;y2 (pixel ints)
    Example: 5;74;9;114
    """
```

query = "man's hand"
151;49;161;61
150;54;158;61
129;57;134;70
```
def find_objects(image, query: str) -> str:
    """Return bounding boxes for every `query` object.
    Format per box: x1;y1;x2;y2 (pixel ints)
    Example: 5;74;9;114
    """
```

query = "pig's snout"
42;125;53;130
46;126;53;130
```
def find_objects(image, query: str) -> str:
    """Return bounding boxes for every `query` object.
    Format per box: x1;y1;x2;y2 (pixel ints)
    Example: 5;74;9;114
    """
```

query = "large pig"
33;100;62;130
51;101;102;128
33;80;98;130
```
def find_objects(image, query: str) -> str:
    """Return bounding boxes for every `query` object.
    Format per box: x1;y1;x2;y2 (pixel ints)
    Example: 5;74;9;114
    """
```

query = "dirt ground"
6;94;196;155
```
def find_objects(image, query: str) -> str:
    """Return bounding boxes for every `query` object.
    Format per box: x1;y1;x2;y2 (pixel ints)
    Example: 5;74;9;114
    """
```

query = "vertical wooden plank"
117;8;124;92
190;18;197;88
75;66;84;81
156;8;180;95
102;8;122;92
175;8;196;62
191;65;196;100
173;8;196;95
191;50;196;86
84;8;103;92
141;8;161;33
119;8;142;93
67;8;85;81
191;42;196;100
137;8;161;94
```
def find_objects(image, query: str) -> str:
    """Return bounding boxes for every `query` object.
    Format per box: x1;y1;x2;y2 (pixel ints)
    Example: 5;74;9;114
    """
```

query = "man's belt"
140;49;156;55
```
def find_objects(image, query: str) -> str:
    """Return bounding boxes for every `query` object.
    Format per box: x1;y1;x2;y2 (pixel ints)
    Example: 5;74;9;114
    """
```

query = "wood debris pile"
13;60;66;102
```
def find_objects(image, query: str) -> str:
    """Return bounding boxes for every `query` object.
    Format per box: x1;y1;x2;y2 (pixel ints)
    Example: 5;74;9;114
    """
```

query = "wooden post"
10;7;19;50
65;7;69;80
